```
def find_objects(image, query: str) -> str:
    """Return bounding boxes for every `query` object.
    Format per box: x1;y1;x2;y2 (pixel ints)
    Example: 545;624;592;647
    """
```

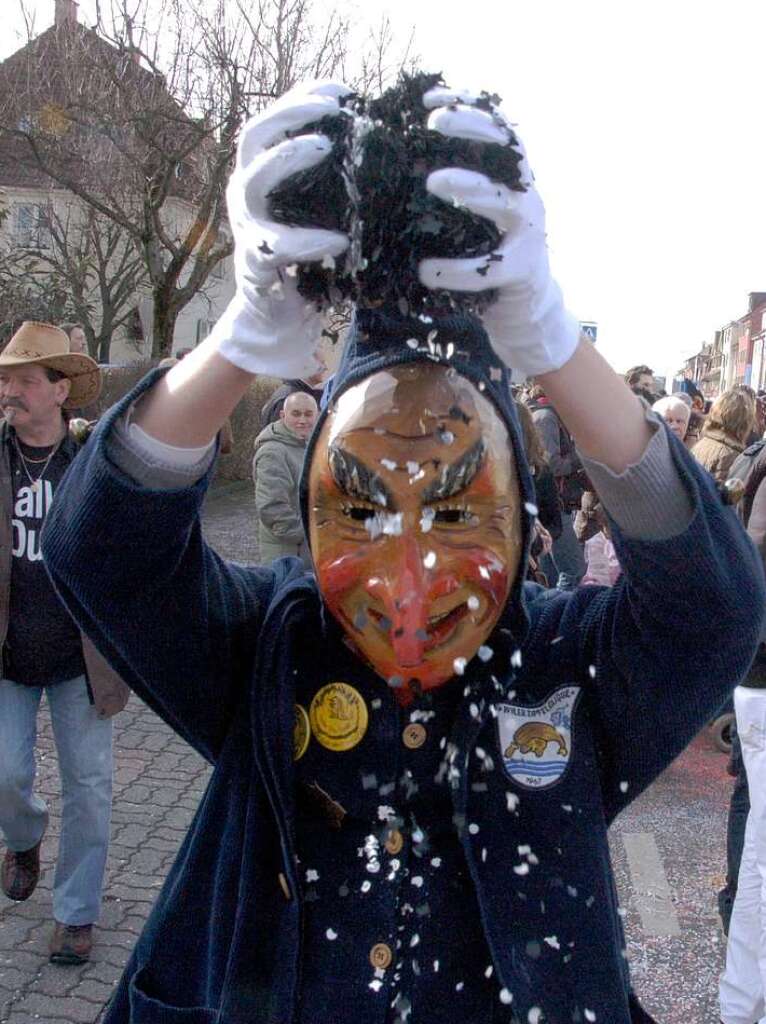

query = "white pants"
720;686;766;1024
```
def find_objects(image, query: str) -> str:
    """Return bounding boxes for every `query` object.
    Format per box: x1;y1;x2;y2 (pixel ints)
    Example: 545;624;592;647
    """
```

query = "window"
14;204;51;250
195;319;216;345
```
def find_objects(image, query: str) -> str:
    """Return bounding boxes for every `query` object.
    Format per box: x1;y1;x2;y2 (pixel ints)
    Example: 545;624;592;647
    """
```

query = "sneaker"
1;839;42;901
49;922;93;965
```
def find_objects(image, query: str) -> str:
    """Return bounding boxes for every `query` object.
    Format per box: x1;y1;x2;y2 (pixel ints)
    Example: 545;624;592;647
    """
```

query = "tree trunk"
152;297;180;359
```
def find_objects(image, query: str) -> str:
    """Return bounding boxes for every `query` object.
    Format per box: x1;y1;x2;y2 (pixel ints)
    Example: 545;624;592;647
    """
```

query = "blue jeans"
541;511;585;590
0;676;112;925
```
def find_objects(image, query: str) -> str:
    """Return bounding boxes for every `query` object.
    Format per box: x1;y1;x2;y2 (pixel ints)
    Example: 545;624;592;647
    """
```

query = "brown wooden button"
384;828;404;855
278;872;292;900
402;723;426;749
369;942;393;970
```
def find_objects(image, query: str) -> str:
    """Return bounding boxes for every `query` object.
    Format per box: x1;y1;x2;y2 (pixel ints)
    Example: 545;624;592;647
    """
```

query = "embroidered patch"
497;687;581;790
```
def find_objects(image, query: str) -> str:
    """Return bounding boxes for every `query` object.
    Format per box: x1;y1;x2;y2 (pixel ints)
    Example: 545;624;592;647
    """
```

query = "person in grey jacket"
252;391;318;566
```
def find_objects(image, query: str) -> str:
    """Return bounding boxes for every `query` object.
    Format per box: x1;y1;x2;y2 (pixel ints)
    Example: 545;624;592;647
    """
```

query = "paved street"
0;482;737;1022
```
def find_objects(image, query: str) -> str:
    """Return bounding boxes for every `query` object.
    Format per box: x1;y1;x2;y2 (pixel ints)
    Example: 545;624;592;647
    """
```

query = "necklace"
13;434;64;493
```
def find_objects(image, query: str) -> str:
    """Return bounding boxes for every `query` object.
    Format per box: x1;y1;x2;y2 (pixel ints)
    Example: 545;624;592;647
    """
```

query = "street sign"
580;321;598;343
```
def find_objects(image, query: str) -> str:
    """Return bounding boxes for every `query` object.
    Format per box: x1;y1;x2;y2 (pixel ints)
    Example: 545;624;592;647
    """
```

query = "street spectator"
652;395;691;443
524;383;586;589
0;323;128;966
515;400;562;542
719;445;766;1020
624;364;658;404
60;323;87;355
692;388;756;484
515;400;562;587
252;391;318;566
260;350;327;425
581;501;621;587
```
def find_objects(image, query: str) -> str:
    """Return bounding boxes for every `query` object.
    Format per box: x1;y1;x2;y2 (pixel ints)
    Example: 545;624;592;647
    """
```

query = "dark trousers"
719;727;751;934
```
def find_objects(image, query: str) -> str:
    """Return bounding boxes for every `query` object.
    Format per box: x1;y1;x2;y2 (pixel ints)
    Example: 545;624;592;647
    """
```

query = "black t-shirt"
5;435;85;686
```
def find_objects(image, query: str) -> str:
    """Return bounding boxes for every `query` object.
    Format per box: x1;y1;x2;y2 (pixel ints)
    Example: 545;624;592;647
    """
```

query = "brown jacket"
691;427;745;485
0;421;129;718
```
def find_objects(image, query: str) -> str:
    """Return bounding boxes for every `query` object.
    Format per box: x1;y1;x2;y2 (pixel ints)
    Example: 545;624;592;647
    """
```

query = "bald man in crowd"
252;391;318;566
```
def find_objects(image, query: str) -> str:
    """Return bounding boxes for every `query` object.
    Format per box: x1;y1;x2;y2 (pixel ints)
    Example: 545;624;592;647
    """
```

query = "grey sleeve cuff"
107;411;216;490
579;412;694;541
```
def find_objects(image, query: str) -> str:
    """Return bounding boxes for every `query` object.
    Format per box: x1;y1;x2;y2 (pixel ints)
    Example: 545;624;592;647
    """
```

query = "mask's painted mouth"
424;601;469;651
365;599;472;658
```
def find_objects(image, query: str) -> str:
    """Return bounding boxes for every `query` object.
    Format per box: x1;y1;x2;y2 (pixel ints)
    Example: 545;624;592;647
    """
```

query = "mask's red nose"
365;533;428;667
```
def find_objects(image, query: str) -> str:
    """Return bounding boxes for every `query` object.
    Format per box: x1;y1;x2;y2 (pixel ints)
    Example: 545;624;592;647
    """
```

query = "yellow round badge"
293;705;310;761
309;682;369;752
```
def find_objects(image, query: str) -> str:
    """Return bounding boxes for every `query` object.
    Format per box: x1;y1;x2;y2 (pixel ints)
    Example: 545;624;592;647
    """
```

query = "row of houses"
675;291;766;398
0;0;234;362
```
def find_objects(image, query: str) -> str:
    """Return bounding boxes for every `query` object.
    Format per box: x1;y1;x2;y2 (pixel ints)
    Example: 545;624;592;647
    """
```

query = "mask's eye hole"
342;504;376;522
434;508;464;524
432;504;476;526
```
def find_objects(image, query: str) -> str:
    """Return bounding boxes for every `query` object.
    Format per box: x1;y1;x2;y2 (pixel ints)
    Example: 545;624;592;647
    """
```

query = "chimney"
54;0;79;27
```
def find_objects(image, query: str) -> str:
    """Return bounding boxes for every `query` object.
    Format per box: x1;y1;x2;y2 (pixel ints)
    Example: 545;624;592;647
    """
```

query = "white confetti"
588;664;597;678
406;338;419;349
423;551;437;569
431;857;442;867
544;935;560;949
326;928;337;940
513;862;530;875
468;823;480;835
528;1008;543;1023
406;461;420;475
467;595;480;611
506;792;520;812
484;964;493;978
433;959;440;972
477;645;493;663
361;880;371;893
619;780;629;793
380;458;397;471
499;988;513;1005
524;501;539;516
411;876;424;888
306;868;319;882
511;649;523;668
369;979;383;992
453;657;467;676
585;1011;597;1022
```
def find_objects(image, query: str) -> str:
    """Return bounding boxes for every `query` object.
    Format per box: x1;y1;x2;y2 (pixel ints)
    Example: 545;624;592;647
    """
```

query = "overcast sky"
6;0;766;383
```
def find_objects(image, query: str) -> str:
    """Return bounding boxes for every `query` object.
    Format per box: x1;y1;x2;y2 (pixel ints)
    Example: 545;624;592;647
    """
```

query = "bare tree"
0;0;415;357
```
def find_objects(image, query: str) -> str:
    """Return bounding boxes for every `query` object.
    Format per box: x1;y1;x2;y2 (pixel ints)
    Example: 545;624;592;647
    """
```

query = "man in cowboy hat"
0;321;128;966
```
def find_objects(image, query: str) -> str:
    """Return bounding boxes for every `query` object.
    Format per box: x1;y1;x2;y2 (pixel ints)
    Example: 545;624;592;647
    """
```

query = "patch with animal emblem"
309;682;369;752
293;704;311;761
496;687;581;790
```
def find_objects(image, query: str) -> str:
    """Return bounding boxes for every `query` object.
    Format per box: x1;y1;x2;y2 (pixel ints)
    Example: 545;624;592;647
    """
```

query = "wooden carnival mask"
308;362;522;702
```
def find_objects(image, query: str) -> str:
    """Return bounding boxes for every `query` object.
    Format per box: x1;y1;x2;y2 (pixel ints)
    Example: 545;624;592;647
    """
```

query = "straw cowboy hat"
0;322;101;409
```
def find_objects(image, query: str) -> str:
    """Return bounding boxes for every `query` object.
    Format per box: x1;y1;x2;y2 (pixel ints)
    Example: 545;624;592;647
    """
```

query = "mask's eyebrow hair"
328;445;392;509
422;438;486;503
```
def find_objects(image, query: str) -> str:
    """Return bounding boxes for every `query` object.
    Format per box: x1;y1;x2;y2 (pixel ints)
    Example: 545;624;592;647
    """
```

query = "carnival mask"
308;362;522;702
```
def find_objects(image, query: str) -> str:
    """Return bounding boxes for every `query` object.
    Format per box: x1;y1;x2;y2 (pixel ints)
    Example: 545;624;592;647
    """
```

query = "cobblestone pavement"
0;481;739;1022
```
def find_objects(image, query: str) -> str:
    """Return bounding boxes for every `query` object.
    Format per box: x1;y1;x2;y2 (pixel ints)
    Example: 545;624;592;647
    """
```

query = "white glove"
210;81;353;379
418;87;580;378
